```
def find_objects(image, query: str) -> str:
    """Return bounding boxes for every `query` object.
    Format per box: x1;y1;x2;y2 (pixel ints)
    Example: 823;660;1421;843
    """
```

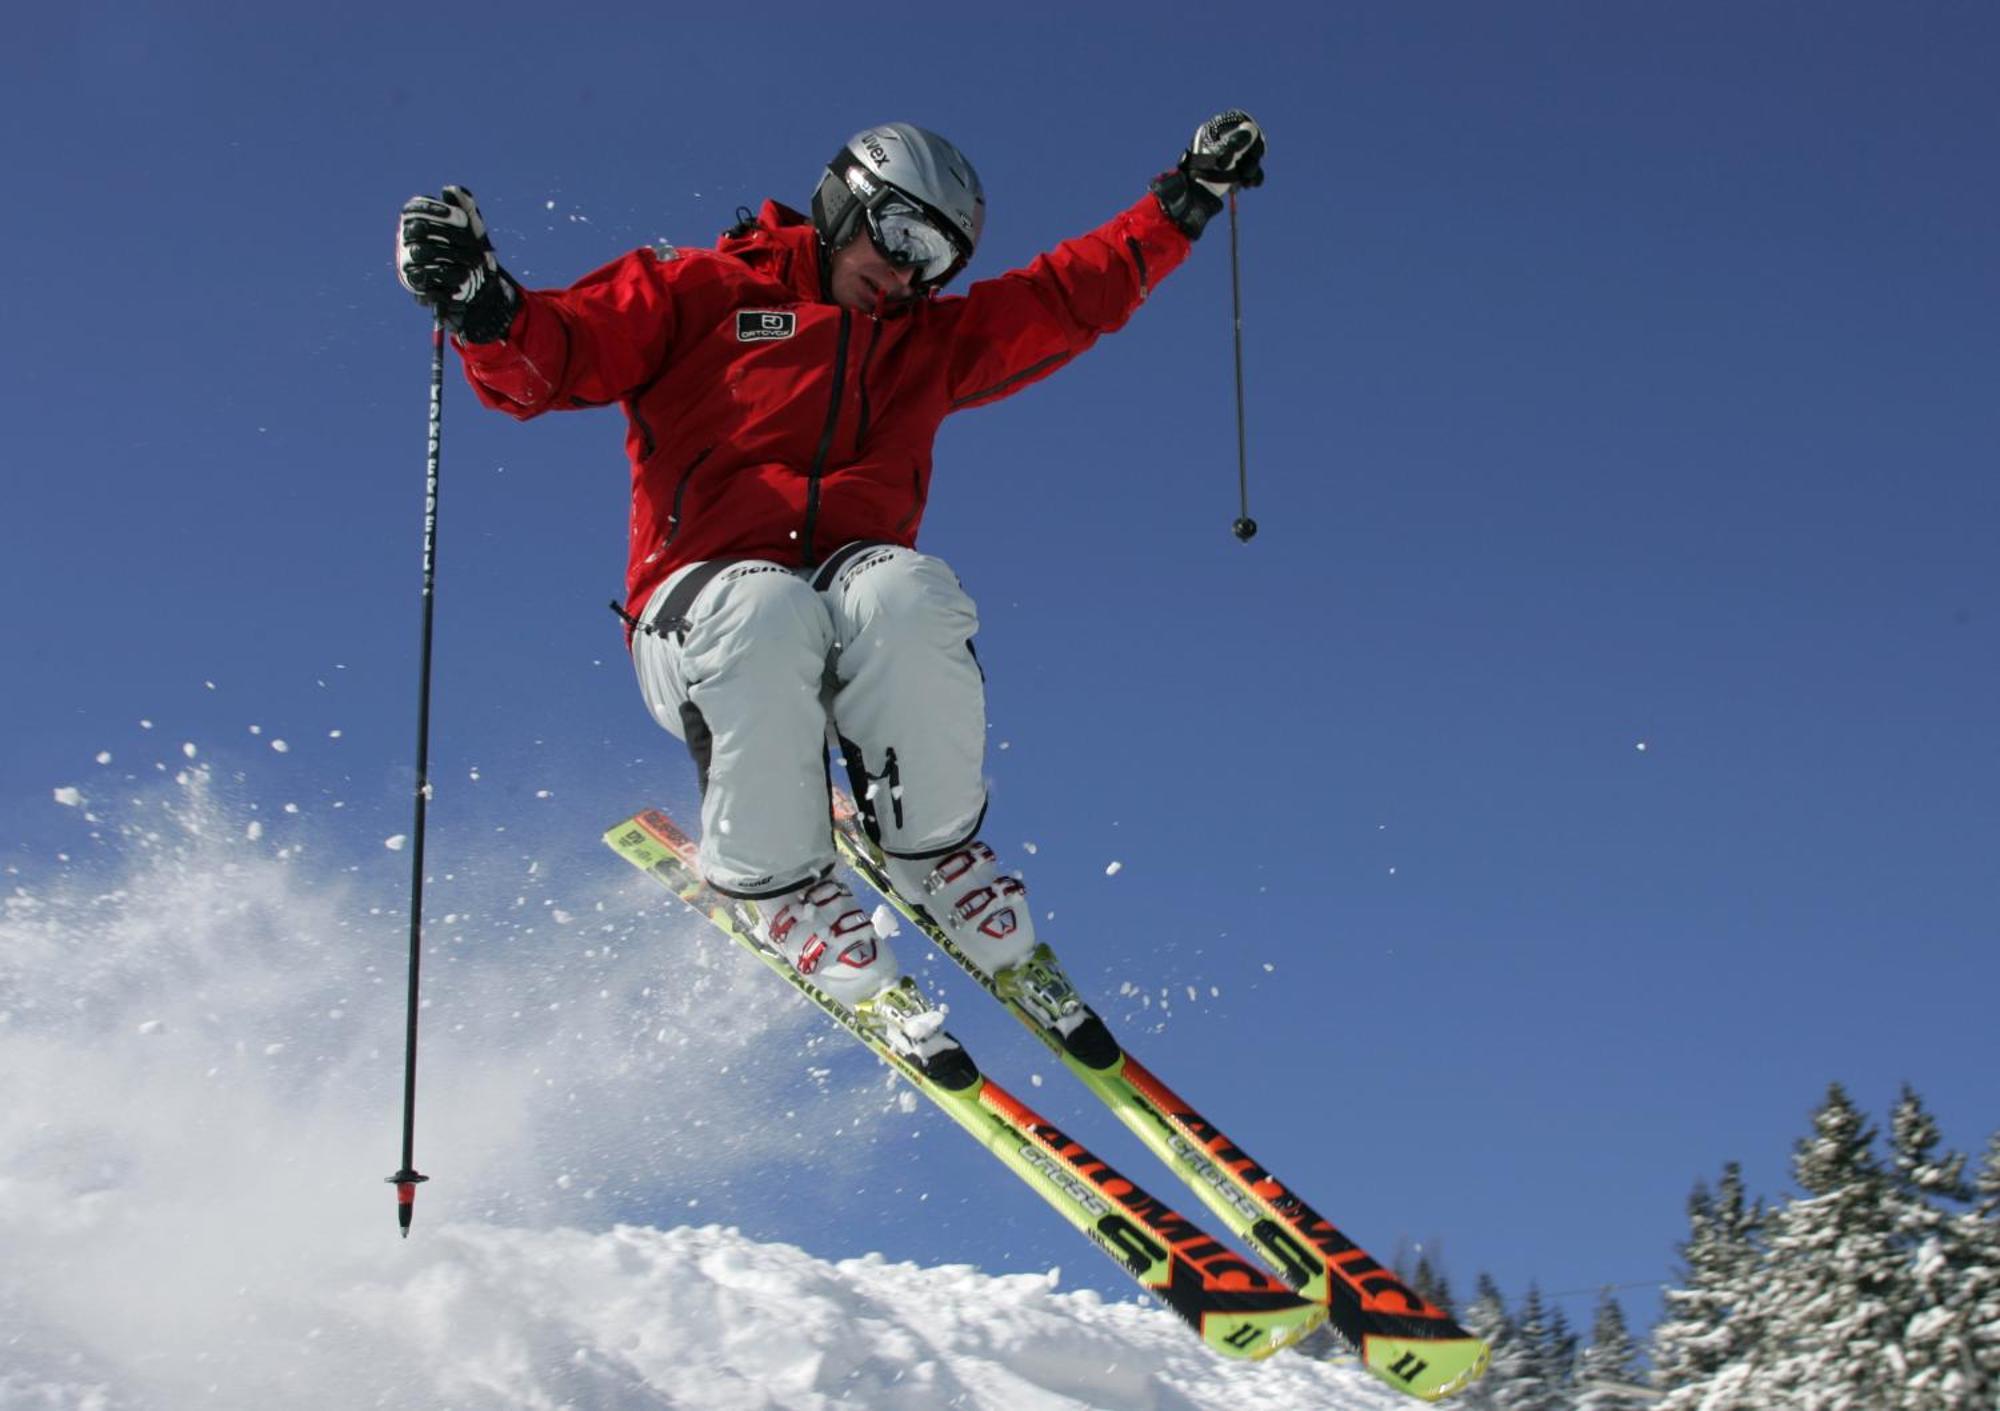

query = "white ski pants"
631;544;988;898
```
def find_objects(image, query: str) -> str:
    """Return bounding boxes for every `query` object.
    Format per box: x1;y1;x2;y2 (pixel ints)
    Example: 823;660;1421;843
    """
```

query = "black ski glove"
396;186;519;343
1152;110;1267;240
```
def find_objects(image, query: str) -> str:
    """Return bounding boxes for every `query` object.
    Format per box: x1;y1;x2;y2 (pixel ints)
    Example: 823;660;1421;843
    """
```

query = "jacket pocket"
663;446;716;547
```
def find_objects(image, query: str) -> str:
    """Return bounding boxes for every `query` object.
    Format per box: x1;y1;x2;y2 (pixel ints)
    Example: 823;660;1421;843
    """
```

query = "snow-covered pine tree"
1548;1301;1579;1397
1493;1284;1566;1411
1886;1085;1978;1410
1414;1251;1458;1318
1575;1290;1651;1410
1976;1132;2000;1223
1651;1162;1764;1409
1951;1131;2000;1407
1653;1178;1721;1401
1757;1083;1905;1410
1459;1273;1516;1411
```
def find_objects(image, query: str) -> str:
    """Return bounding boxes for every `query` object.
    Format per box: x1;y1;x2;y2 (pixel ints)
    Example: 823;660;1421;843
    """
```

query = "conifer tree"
1493;1283;1565;1411
1950;1131;2000;1407
1978;1132;2000;1222
1414;1251;1458;1319
1757;1083;1904;1410
1575;1290;1649;1410
1652;1162;1763;1409
1460;1273;1515;1411
1886;1085;1977;1410
1547;1301;1579;1393
1652;1177;1720;1402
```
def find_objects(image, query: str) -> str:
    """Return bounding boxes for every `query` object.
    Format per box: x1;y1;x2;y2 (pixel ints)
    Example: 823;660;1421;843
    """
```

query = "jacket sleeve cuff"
1149;169;1225;239
454;293;557;412
456;288;529;358
1119;187;1196;292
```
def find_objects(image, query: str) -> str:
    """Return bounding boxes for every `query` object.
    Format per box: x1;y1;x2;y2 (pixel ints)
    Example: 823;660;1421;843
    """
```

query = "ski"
830;790;1490;1403
603;807;1326;1363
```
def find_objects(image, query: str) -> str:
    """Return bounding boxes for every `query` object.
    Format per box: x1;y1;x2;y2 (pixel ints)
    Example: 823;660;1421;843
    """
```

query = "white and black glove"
396;186;518;343
1152;110;1266;239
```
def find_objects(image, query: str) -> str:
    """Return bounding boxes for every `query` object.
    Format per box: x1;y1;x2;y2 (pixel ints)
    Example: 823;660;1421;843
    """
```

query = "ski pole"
387;315;444;1236
1227;190;1257;543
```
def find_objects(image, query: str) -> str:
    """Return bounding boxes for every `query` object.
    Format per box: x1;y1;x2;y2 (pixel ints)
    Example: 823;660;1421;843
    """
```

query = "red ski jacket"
455;191;1194;636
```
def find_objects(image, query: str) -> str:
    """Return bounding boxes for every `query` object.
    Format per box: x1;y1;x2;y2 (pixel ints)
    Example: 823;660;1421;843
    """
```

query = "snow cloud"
1;770;1391;1409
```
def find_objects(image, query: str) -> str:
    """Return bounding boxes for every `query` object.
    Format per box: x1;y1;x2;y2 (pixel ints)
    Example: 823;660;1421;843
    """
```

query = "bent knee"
833;550;977;650
682;564;833;674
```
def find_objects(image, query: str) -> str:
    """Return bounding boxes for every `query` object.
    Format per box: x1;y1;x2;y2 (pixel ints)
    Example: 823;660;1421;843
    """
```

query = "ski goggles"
839;162;967;287
863;198;963;287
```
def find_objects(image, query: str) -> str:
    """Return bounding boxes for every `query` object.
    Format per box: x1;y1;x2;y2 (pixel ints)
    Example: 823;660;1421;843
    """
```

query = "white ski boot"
885;843;1117;1067
756;874;891;1007
756;874;975;1089
884;842;1036;975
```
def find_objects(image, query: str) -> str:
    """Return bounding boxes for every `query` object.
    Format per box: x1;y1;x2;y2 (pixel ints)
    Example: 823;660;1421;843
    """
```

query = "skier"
395;113;1266;1083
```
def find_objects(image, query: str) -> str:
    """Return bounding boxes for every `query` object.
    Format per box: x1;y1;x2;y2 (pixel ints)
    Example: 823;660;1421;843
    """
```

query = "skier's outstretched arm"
396;186;692;419
944;111;1265;412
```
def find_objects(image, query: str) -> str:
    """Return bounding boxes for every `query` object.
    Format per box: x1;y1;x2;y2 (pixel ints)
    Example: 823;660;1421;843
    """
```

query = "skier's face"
828;230;923;314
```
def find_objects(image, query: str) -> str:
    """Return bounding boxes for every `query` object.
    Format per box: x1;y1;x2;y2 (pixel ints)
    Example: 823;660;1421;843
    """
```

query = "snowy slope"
5;1215;1402;1409
2;765;1401;1409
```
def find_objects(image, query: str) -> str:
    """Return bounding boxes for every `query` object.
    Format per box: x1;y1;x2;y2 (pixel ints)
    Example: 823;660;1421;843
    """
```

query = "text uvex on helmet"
811;123;985;292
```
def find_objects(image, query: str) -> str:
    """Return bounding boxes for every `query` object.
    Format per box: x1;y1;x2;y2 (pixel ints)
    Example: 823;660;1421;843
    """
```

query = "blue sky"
3;1;1996;1343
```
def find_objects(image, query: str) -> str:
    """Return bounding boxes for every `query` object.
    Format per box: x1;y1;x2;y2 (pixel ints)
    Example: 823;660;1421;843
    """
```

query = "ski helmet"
812;123;984;291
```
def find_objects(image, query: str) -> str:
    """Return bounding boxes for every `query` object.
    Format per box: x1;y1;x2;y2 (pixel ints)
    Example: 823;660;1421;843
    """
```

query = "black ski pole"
387;315;444;1236
1227;190;1257;543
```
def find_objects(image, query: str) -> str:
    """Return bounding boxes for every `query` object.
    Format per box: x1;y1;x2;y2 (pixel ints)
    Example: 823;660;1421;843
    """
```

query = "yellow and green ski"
604;808;1325;1362
830;790;1490;1403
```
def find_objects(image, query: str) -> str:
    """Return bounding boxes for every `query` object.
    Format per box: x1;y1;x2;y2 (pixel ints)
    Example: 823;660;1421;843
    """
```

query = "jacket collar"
716;201;829;303
719;200;932;319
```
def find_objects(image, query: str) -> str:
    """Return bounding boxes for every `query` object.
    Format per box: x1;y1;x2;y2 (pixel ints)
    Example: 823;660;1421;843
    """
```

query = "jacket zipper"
662;445;715;547
799;310;852;565
1126;236;1150;299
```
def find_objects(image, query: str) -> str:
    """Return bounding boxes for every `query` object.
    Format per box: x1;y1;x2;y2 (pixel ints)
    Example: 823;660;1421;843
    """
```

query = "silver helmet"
812;123;985;291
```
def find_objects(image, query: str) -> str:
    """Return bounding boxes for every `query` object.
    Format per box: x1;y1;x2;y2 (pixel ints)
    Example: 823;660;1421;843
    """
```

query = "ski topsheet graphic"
604;808;1325;1363
828;790;1490;1403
